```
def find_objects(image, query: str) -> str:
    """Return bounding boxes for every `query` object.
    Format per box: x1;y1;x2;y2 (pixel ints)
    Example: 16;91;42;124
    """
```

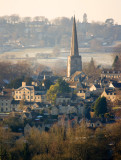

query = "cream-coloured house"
89;84;103;94
101;70;121;79
101;88;117;102
14;82;45;102
76;89;90;99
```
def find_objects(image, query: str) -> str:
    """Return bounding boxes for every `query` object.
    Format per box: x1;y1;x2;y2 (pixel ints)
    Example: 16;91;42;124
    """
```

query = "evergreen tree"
94;97;107;116
112;55;119;69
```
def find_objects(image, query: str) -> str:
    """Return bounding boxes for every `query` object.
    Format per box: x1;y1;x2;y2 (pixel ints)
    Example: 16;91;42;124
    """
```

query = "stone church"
67;16;82;78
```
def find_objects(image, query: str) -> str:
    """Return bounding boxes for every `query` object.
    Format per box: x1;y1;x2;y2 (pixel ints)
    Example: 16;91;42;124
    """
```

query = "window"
38;97;39;99
19;96;21;99
31;96;33;99
16;96;18;99
6;103;7;106
28;96;29;99
16;91;18;93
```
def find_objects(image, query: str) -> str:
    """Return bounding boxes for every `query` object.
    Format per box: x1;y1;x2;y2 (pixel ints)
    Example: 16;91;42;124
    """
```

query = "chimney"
22;82;26;87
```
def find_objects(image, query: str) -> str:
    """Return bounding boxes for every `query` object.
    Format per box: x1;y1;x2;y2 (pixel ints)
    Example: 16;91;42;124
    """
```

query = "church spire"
70;16;79;56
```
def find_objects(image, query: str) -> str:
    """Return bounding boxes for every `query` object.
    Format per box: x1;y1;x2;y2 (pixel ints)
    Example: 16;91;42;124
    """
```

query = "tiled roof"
112;82;121;88
102;69;121;74
0;95;12;100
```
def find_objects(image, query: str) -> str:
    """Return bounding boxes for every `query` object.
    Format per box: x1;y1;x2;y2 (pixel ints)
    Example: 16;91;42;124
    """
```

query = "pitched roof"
16;86;34;91
105;88;116;95
0;95;12;100
112;82;121;88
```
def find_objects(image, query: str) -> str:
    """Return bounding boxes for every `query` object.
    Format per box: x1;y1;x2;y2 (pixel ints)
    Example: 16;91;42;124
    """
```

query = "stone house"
14;82;46;103
66;71;87;90
109;81;121;89
101;70;121;79
89;84;103;94
56;94;71;105
101;88;117;102
0;89;14;112
0;96;12;112
77;89;90;99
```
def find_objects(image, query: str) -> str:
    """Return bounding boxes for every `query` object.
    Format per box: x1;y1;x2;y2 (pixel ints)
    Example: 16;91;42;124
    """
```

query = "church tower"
67;16;82;78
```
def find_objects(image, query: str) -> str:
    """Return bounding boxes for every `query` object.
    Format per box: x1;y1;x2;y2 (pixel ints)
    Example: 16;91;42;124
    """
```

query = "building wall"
76;92;90;99
67;55;82;78
101;91;117;102
0;99;12;112
56;97;71;105
14;87;42;102
101;72;121;79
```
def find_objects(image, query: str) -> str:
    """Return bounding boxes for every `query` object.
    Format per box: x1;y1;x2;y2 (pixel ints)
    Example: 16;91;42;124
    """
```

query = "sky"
0;0;121;24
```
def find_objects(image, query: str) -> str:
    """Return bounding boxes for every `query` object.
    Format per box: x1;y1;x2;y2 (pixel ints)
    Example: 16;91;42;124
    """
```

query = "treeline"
0;61;48;88
1;121;121;160
0;14;121;51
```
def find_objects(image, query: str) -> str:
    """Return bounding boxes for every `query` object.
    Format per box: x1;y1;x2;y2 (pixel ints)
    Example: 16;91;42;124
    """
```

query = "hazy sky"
0;0;121;24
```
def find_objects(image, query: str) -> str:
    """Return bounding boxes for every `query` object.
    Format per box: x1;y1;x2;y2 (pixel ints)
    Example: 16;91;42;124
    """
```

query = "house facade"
0;96;12;112
101;70;121;79
14;82;45;102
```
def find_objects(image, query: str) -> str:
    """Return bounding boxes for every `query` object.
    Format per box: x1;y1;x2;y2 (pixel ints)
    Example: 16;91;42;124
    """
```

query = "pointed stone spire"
70;16;79;56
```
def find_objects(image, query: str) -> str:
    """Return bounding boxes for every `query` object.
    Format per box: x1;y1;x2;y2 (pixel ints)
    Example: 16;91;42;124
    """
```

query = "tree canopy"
46;78;70;104
112;55;120;70
94;96;107;117
83;58;101;82
7;76;33;89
